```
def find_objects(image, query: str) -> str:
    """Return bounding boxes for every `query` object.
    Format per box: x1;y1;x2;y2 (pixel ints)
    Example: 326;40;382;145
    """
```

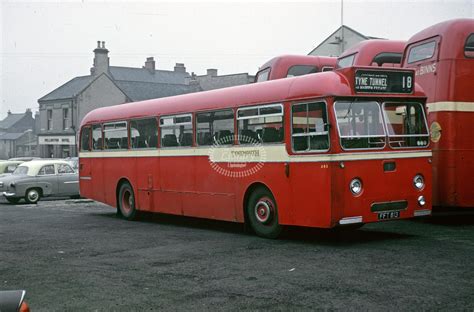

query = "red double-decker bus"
79;66;432;238
402;18;474;209
337;39;406;68
255;55;336;82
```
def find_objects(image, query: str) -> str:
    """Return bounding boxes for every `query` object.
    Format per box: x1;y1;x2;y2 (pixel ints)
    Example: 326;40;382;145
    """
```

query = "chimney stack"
143;57;156;73
91;40;110;75
174;63;186;73
207;69;218;77
7;110;11;115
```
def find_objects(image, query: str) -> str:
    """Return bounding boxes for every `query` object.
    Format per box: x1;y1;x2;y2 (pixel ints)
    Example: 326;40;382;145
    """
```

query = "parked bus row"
256;18;474;210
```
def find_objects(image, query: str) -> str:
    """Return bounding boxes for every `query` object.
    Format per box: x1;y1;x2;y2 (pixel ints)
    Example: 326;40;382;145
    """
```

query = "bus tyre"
25;188;40;204
247;187;282;239
118;182;137;220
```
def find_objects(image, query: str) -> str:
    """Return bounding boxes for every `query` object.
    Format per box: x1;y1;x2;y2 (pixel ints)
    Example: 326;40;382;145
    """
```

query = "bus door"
129;118;159;212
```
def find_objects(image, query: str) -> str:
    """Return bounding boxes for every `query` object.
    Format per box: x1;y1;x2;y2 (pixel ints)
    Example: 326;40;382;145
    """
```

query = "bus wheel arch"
243;182;282;239
116;179;137;220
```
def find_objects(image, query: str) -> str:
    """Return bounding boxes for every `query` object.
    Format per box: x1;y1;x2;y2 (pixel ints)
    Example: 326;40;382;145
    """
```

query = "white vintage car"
0;160;79;204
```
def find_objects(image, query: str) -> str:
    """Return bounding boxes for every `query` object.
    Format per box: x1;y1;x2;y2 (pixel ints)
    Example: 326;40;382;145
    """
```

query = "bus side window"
80;126;91;151
465;33;474;58
237;104;284;144
92;124;103;151
407;40;437;64
255;68;270;82
291;102;329;152
160;114;193;148
196;110;234;146
286;65;318;78
104;122;128;150
130;118;158;149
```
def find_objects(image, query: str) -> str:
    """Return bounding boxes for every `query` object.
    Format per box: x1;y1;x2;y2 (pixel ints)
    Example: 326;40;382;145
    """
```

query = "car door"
37;164;58;196
56;163;79;196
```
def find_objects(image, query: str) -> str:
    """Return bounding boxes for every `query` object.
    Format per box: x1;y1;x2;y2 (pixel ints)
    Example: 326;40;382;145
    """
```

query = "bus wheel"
118;182;137;220
25;188;40;204
247;187;282;239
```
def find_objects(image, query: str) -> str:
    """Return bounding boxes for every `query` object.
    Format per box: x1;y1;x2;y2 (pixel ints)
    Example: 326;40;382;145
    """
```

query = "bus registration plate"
377;211;400;220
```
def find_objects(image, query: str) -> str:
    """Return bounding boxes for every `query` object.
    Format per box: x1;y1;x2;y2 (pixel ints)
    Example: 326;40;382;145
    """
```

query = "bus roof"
404;18;474;60
257;55;336;79
81;67;424;126
338;40;406;67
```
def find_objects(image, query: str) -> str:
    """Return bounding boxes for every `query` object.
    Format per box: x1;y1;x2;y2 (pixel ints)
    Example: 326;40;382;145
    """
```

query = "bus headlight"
418;195;426;206
413;174;424;190
349;178;363;196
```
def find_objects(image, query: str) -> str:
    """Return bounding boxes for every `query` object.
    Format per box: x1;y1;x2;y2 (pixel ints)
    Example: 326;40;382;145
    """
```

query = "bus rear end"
329;67;432;227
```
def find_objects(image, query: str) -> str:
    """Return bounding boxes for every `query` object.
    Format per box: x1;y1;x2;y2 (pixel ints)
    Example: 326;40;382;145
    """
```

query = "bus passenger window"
130;118;158;149
104;122;128;150
160;114;193;147
237;104;283;144
337;53;356;69
80;126;91;151
291;102;329;152
196;110;234;146
407;41;436;63
92;125;102;150
465;33;474;58
286;65;318;78
255;68;270;82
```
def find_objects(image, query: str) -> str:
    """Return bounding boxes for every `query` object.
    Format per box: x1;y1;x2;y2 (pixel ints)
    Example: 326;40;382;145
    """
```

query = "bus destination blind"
354;70;414;94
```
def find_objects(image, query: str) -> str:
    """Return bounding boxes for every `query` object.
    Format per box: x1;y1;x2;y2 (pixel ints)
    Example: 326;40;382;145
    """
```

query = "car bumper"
3;191;17;197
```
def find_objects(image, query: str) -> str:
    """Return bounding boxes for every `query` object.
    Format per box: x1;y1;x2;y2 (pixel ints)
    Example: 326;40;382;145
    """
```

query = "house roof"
308;25;382;55
0;113;26;129
0;132;25;140
39;75;95;102
115;81;202;102
39;67;192;102
109;67;190;85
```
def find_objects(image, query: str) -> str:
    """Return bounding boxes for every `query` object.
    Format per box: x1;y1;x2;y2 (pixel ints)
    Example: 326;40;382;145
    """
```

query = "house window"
63;108;69;130
47;109;53;130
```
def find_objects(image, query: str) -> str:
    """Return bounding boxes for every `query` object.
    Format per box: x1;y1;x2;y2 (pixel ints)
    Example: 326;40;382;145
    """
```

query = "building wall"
77;74;128;124
195;73;255;91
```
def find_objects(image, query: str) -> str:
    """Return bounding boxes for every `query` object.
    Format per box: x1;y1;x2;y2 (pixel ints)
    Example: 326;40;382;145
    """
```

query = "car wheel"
247;187;282;239
118;182;137;220
25;188;40;204
5;197;20;204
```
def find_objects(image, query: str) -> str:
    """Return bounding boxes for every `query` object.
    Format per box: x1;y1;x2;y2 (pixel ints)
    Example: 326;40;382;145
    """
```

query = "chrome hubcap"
255;199;272;223
28;191;38;201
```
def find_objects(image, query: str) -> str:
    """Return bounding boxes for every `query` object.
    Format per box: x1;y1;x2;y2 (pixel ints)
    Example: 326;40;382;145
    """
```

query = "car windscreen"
13;166;28;175
334;101;386;149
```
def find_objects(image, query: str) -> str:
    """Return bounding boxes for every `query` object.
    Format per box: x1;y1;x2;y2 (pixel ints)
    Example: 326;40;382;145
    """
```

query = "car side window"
58;164;74;174
38;165;55;176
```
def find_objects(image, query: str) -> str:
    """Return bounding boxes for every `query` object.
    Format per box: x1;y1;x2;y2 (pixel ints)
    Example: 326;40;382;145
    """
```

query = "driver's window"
38;165;55;175
58;164;74;174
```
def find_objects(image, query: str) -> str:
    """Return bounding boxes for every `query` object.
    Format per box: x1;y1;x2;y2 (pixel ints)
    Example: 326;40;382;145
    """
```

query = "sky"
0;0;473;119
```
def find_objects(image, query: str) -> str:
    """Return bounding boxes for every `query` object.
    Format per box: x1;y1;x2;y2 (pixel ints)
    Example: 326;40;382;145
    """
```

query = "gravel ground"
0;197;473;311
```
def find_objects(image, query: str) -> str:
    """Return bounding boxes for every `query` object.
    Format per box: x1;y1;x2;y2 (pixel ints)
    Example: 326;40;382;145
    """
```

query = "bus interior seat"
278;127;284;141
120;137;128;149
148;135;158;148
292;128;308;151
262;127;280;143
180;133;193;146
199;132;212;145
162;134;179;147
217;130;233;144
309;135;329;150
240;129;259;144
